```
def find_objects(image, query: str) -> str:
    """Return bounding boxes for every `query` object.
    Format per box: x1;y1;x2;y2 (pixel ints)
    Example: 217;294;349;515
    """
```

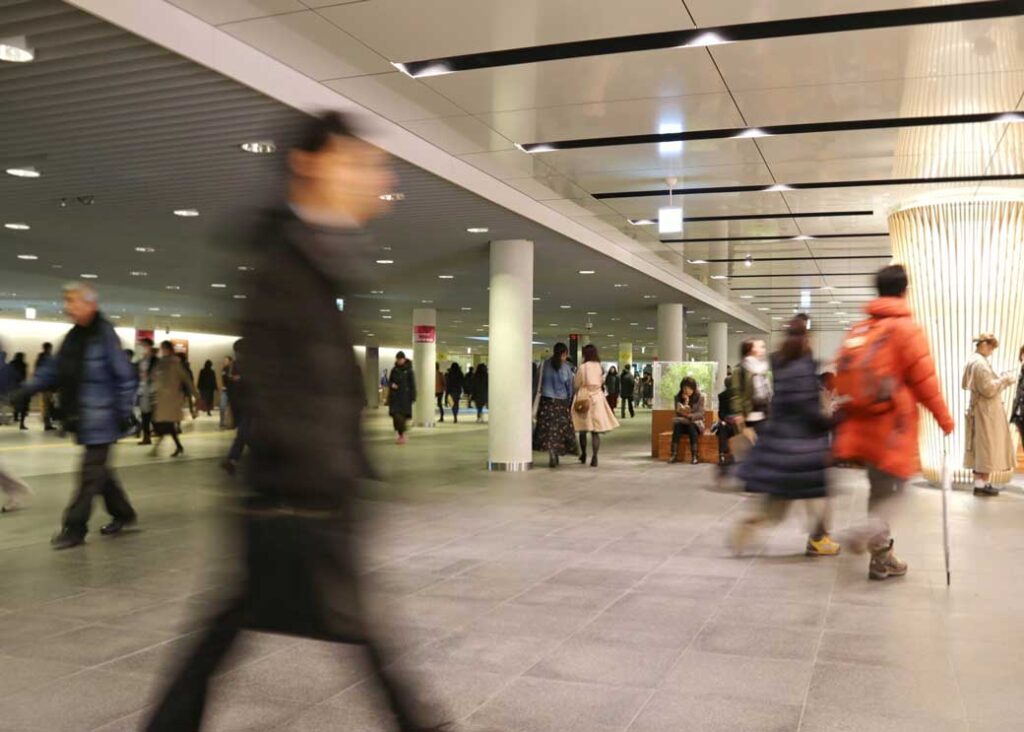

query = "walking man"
834;264;954;580
619;364;635;418
16;283;138;549
144;112;447;731
34;342;56;430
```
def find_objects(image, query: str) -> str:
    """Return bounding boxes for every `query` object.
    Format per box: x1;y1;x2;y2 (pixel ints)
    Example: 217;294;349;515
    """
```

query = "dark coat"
24;314;136;445
605;372;620;396
620;370;635;396
1011;364;1024;428
388;362;416;418
197;366;217;394
471;368;488;405
446;367;464;398
241;208;375;509
737;355;831;498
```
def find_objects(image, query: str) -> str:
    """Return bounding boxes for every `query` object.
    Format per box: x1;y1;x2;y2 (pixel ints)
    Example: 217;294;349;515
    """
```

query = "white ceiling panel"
571;163;775;196
733;72;1024;125
401;115;515;156
420;48;726;114
316;0;692;61
167;0;304;26
598;191;792;219
220;10;392;80
322;72;467;121
501;174;592;202
539;139;765;178
477;92;743;145
457;149;550;180
685;0;975;26
709;17;1024;92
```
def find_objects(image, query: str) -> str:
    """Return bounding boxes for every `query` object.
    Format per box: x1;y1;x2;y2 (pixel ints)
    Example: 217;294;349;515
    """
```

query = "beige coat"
152;356;197;424
962;353;1017;473
572;362;620;433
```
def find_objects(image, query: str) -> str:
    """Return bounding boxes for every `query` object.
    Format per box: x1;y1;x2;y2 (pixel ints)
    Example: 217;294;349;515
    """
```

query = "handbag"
574;398;591;415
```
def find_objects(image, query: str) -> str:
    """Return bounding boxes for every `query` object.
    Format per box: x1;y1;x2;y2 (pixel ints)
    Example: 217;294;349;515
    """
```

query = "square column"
412;309;436;427
363;345;380;408
657;303;684;362
488;239;534;471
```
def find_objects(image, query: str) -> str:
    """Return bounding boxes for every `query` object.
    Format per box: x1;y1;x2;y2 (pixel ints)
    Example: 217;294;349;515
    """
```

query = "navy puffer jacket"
737;355;831;498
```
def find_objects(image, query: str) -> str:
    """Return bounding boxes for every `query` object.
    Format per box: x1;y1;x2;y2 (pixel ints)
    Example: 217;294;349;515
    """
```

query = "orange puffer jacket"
833;297;954;479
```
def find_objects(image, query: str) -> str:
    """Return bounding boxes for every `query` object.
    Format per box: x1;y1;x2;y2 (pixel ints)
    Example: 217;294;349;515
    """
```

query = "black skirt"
534;397;579;455
153;421;179;436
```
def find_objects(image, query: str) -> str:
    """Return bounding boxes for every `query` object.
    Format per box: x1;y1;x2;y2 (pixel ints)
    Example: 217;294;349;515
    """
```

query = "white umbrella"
941;440;952;586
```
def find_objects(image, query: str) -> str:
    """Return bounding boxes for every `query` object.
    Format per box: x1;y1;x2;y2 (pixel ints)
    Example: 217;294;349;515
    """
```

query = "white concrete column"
657;303;684;362
488;239;534;471
708;322;728;396
363;345;379;409
617;342;633;369
412;309;437;427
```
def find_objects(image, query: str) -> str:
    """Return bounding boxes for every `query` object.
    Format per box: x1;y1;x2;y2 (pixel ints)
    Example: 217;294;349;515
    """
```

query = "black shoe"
691;454;700;465
590;454;598;468
138;438;151;446
974;484;1000;497
51;529;85;550
669;452;679;464
100;518;136;536
549;451;559;468
171;447;184;457
44;424;55;431
221;459;237;475
19;424;27;430
578;453;587;464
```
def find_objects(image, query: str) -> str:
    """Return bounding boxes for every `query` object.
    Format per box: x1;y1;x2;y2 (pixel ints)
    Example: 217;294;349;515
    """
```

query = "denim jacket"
540;360;574;400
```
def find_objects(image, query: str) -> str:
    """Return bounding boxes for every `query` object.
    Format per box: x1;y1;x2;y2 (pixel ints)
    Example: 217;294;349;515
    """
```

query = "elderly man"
17;282;138;549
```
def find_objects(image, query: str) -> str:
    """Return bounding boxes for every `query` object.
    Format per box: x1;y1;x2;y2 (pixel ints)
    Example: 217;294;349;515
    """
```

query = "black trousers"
65;444;136;538
671;422;701;454
620;396;635;419
436;393;444;419
140;411;153;441
392;414;408;435
716;422;736;455
144;514;434;732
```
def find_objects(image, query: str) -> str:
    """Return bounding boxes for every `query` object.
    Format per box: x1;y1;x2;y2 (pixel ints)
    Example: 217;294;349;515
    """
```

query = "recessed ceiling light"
376;259;394;265
211;283;226;288
421;299;432;304
0;37;34;63
80;273;98;279
613;283;627;288
370;289;384;295
578;269;595;275
171;314;182;318
5;166;40;178
16;254;37;260
548;323;559;327
51;264;62;269
461;307;472;311
148;307;160;312
758;307;770;311
4;222;30;230
129;271;147;277
438;274;454;279
688;259;708;264
166;285;180;291
240;140;276;154
587;311;598;315
710;275;728;280
740;295;754;299
466;227;489;233
643;295;656;299
366;332;375;337
559;305;571;309
135;246;156;253
382;315;392;319
379;193;405;201
173;209;199;217
380;308;391;313
237;265;252;271
533;297;541;301
233;294;247;300
627;218;656;226
24;307;36;320
646;326;655;330
629;322;639;326
772;316;783;320
829;300;842;305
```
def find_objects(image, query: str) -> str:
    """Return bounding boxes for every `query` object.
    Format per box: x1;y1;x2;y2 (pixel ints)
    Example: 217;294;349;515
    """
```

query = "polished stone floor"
1;409;1023;731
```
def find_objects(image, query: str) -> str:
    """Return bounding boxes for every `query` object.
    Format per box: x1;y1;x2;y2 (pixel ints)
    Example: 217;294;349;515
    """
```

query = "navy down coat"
737;355;831;498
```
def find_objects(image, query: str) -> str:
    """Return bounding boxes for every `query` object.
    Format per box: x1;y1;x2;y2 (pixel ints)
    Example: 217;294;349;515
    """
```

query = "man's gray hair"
63;281;98;303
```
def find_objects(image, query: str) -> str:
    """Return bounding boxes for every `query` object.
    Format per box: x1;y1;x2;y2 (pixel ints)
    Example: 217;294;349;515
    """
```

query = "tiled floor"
1;410;1023;731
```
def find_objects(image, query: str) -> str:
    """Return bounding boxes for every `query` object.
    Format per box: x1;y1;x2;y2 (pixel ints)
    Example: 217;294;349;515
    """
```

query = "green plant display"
652;362;718;410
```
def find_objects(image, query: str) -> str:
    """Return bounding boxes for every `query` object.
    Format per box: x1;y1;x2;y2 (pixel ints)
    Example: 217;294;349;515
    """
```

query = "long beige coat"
152;356;197;424
572;362;620;433
962;353;1017;473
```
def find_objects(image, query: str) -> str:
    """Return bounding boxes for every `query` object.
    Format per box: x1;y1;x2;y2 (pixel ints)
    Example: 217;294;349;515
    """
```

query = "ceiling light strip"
518;111;1023;152
695;254;893;263
663;232;889;243
392;1;1019;76
594;173;1024;199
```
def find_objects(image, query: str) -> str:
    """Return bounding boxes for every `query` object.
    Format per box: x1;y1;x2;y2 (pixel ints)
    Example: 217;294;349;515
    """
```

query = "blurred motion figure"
144;113;448;731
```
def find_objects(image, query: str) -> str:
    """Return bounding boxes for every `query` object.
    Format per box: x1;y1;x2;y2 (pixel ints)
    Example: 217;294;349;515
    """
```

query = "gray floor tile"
4;624;171;667
713;597;826;629
0;654;81;699
2;669;152;732
816;629;953;670
510;580;624;610
661;650;814;706
217;642;369;704
525;631;681;688
693;622;820;661
799;704;969;731
401;628;560;675
627;690;802;732
806;661;965;721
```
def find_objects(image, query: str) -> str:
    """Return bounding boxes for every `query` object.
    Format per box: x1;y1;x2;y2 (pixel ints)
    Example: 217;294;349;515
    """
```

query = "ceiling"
149;0;1024;332
0;0;757;357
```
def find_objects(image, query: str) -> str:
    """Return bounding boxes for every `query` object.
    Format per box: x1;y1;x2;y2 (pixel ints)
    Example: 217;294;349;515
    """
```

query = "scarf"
56;314;103;425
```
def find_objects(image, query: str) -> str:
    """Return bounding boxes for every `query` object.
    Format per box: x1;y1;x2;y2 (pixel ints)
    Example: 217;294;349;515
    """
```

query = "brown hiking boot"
869;539;907;580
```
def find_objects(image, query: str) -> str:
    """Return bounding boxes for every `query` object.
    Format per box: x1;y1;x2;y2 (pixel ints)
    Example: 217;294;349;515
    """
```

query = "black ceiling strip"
724;271;880;279
594;173;1024;199
394;1;1021;76
731;285;873;291
679;210;871;223
696;255;892;263
662;232;889;243
519;111;1020;152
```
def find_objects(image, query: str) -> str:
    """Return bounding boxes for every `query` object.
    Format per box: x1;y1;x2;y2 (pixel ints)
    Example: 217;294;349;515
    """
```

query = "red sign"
413;325;436;344
135;329;154;344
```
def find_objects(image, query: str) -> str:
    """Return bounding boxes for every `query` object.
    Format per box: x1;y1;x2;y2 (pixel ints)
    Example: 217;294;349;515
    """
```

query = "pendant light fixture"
658;177;683;234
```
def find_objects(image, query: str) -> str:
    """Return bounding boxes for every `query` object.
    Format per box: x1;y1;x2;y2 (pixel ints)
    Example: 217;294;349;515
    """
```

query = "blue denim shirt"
541;360;574;400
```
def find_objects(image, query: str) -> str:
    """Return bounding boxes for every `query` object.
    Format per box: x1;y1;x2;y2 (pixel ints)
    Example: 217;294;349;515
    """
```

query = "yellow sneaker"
806;534;841;557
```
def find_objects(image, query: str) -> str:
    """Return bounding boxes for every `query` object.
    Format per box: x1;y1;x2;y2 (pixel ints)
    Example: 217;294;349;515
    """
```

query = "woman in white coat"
963;333;1018;496
572;344;620;467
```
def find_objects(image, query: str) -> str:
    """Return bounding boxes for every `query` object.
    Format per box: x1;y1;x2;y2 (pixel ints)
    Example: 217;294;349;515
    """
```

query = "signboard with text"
413;325;436;344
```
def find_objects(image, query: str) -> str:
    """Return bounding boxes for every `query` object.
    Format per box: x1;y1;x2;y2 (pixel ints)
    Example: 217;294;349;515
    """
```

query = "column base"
487;460;533;472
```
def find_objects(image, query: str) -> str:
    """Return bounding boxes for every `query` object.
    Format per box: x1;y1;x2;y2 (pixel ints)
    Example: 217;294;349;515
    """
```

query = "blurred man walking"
144;113;447;731
834;264;954;580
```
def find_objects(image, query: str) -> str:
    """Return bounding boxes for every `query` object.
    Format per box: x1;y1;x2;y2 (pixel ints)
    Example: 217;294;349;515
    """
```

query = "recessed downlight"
16;254;37;260
5;166;40;178
135;246;156;253
233;294;247;300
578;270;595;275
171;314;182;318
166;285;181;291
80;273;98;279
376;259;394;265
210;283;226;288
379;193;405;201
240;140;276;154
148;307;160;312
4;222;30;230
0;37;34;63
173;209;199;217
466;227;489;233
130;271;147;277
438;274;454;279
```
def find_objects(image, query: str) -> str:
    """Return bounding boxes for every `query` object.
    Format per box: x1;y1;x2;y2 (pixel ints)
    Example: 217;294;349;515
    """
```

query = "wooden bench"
655;425;722;463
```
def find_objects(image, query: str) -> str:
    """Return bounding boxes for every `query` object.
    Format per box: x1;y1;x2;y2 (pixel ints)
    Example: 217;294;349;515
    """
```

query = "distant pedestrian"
730;338;772;434
388;351;415;443
445;363;464;424
34;342;56;430
834;264;954;580
714;376;737;470
219;355;233;428
604;365;620;411
1011;344;1024;450
534;342;578;468
619;365;635;418
8;353;28;429
732;317;840;557
464;366;475;410
472;363;488;422
15;282;138;549
0;351;32;511
962;333;1018;496
136;338;158;445
197;360;217;417
435;362;447;422
573;345;620;467
151;341;197;457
